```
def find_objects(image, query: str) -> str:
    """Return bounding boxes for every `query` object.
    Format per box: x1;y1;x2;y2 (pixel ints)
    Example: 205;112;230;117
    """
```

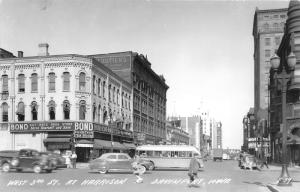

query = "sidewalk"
264;164;300;192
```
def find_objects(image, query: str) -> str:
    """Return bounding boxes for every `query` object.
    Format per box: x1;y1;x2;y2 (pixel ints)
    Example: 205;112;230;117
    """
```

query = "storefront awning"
94;139;127;150
123;143;136;149
94;139;113;149
43;138;70;143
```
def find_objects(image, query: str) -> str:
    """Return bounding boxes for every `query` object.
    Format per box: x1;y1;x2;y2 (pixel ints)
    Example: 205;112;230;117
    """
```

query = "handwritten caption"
6;178;231;186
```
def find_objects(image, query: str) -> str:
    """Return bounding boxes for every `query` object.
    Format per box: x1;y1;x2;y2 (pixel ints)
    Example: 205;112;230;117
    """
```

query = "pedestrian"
71;151;77;169
132;155;144;183
66;154;72;168
188;153;201;187
260;153;269;169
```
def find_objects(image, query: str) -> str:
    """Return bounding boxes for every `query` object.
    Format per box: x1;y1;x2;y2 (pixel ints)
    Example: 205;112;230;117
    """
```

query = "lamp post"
108;115;115;153
270;52;296;186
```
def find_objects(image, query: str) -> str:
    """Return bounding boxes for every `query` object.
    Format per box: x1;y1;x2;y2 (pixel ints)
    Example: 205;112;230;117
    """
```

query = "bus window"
154;151;162;157
162;151;171;157
187;152;193;157
146;151;153;157
174;151;179;157
179;151;186;157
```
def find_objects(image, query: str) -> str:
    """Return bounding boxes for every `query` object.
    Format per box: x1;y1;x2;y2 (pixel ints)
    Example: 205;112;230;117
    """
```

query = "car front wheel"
33;165;42;174
99;168;107;174
148;162;155;171
2;163;10;172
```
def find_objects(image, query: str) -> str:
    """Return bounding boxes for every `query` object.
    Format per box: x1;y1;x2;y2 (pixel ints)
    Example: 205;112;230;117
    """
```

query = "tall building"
180;116;202;150
212;121;222;149
0;44;134;162
89;52;169;145
253;8;287;117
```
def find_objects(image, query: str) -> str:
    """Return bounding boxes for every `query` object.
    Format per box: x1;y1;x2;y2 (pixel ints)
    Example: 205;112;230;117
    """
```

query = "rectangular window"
265;49;271;57
2;75;8;93
275;36;281;45
31;74;38;92
265;38;271;46
18;74;25;93
49;73;55;91
63;72;70;91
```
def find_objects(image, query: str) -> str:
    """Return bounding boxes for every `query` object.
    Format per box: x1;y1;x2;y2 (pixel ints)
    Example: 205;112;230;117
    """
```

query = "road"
1;160;298;192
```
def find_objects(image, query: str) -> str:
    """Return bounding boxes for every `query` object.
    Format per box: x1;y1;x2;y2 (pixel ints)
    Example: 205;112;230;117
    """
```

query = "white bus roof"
136;145;200;153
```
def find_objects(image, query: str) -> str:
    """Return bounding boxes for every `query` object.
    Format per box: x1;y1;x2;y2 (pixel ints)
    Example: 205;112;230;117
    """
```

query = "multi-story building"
212;121;222;149
269;0;300;165
89;52;169;145
253;8;287;118
180;116;202;150
0;44;134;162
166;119;189;145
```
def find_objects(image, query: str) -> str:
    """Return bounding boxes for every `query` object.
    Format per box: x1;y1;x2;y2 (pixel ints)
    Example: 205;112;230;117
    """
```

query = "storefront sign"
93;123;133;137
9;122;74;132
74;130;94;138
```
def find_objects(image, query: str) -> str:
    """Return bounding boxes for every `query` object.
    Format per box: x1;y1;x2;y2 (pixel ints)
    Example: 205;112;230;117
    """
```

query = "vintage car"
40;151;66;169
89;153;153;174
0;149;54;173
240;154;258;170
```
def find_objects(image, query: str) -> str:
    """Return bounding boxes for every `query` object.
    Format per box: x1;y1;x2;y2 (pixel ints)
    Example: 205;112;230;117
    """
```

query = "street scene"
1;0;300;192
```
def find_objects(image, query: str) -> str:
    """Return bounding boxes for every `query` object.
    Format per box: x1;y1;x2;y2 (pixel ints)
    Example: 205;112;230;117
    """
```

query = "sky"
0;0;291;149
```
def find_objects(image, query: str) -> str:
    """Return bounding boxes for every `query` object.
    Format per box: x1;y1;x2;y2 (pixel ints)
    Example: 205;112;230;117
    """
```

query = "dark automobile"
89;153;153;174
40;152;66;169
0;149;54;173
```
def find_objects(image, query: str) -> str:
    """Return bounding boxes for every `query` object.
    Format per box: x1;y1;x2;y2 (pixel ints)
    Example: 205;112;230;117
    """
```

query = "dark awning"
94;139;126;150
123;143;136;149
43;138;70;143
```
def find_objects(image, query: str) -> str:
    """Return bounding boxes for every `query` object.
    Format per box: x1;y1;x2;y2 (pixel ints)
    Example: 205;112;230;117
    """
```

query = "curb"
266;185;280;192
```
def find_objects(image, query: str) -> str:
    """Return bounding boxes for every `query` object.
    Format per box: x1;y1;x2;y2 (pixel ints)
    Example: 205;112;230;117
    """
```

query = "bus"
136;145;204;169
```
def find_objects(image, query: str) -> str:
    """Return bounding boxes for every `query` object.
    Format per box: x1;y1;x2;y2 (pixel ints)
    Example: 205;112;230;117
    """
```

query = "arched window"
79;72;86;91
79;100;86;120
2;102;8;122
63;100;70;120
63;72;70;91
102;81;106;99
31;101;38;120
112;87;115;103
17;102;25;121
18;74;25;93
93;75;96;94
2;75;8;93
117;89;119;105
49;72;56;91
98;104;101;123
98;78;101;96
103;107;107;123
49;100;56;120
108;84;111;102
93;103;96;121
31;73;38;92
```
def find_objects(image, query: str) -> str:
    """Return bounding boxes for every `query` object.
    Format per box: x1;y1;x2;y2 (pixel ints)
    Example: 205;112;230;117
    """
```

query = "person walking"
71;151;77;169
260;153;269;169
66;154;72;168
132;155;144;183
188;153;201;187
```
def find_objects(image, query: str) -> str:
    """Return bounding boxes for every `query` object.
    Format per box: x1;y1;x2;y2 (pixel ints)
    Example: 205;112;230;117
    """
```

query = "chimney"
18;51;23;58
38;43;49;56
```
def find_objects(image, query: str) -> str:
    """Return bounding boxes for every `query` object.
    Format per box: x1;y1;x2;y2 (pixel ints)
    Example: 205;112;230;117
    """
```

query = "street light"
270;52;296;186
108;115;116;152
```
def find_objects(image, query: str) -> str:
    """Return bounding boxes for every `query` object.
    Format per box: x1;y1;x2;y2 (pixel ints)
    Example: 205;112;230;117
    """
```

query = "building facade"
212;121;222;149
269;0;300;166
253;8;287;117
89;52;169;145
0;44;134;162
166;119;189;145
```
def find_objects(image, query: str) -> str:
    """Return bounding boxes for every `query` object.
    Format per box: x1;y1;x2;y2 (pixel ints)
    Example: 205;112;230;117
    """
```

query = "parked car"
240;154;258;170
89;153;152;174
40;151;66;169
0;149;54;173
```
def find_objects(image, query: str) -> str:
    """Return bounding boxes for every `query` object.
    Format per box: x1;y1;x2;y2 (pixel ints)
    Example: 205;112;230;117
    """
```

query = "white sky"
0;0;290;149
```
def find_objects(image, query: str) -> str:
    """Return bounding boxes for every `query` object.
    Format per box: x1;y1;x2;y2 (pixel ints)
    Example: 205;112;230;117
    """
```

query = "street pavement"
0;160;299;192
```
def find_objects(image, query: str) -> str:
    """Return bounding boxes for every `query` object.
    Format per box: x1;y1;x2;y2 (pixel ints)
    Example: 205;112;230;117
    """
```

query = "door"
105;154;118;170
117;154;132;171
18;150;37;168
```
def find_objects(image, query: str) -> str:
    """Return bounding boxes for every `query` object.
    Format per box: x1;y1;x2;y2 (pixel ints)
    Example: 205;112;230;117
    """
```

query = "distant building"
166;119;189;145
212;121;222;149
180;116;202;150
89;52;169;145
